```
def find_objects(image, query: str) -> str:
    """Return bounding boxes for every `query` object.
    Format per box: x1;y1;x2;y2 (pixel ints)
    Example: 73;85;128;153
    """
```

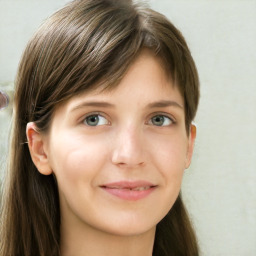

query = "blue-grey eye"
150;115;173;126
84;114;108;126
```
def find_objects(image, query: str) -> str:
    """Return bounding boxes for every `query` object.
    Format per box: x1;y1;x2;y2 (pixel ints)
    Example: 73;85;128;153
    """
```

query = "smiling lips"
100;181;157;201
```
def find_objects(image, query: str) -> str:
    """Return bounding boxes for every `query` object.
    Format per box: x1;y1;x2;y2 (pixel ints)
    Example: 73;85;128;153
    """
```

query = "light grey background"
0;0;255;255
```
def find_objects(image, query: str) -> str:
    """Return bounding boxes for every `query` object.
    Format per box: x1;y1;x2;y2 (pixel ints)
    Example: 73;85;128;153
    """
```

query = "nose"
111;126;145;168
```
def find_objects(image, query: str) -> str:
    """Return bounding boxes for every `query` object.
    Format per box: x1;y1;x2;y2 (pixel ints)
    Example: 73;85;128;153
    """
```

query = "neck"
60;221;155;256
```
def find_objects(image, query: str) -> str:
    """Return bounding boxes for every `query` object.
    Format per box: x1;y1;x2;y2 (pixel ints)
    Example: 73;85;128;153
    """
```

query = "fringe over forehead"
15;0;199;132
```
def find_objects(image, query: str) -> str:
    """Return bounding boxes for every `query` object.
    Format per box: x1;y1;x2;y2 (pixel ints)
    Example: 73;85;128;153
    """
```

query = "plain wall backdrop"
0;0;255;255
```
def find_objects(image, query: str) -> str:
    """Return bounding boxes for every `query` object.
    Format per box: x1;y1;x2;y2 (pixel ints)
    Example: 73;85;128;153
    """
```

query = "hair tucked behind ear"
0;0;200;255
0;116;61;255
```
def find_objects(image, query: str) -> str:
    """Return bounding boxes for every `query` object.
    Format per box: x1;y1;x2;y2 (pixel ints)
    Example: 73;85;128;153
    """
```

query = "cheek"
144;134;188;217
48;133;108;185
147;131;188;172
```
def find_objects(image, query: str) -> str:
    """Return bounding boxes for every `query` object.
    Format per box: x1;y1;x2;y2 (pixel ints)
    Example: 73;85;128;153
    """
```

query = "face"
28;50;196;238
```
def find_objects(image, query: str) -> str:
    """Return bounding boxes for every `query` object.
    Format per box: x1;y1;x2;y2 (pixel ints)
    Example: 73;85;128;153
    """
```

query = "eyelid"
148;112;176;121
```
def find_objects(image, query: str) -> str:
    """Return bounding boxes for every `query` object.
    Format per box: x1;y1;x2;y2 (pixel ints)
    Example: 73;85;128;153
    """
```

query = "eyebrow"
71;101;115;112
70;100;183;112
147;100;183;109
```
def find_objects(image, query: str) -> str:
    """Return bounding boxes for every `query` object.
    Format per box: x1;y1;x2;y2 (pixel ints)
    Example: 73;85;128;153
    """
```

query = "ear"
185;123;197;169
26;122;52;175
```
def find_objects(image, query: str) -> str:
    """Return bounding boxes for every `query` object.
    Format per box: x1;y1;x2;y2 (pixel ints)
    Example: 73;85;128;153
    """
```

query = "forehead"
56;49;184;114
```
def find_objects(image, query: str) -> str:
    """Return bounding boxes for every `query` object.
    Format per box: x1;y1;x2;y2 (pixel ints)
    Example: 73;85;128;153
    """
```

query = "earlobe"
185;123;197;169
26;122;52;175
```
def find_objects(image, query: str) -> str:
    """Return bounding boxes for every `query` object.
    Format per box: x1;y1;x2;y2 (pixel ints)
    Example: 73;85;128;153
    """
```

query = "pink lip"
100;181;157;201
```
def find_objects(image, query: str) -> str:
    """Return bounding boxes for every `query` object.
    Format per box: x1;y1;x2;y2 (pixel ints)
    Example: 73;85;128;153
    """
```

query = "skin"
27;49;196;256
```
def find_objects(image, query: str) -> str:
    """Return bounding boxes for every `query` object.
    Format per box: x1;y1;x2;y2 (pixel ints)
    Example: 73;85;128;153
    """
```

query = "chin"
96;215;159;237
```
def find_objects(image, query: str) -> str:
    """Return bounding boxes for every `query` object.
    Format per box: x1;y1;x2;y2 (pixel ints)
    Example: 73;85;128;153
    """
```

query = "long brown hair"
0;0;200;255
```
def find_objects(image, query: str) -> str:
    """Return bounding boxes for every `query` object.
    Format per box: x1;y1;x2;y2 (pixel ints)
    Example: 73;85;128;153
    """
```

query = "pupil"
153;116;164;126
87;115;98;126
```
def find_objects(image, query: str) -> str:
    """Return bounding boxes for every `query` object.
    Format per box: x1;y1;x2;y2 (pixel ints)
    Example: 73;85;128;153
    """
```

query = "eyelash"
81;112;176;127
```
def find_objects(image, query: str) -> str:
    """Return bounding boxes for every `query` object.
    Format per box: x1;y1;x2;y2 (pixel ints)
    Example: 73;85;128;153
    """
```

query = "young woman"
0;0;200;255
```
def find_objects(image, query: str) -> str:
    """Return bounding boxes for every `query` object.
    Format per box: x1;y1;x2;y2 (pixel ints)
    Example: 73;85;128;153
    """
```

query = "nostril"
115;161;146;169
